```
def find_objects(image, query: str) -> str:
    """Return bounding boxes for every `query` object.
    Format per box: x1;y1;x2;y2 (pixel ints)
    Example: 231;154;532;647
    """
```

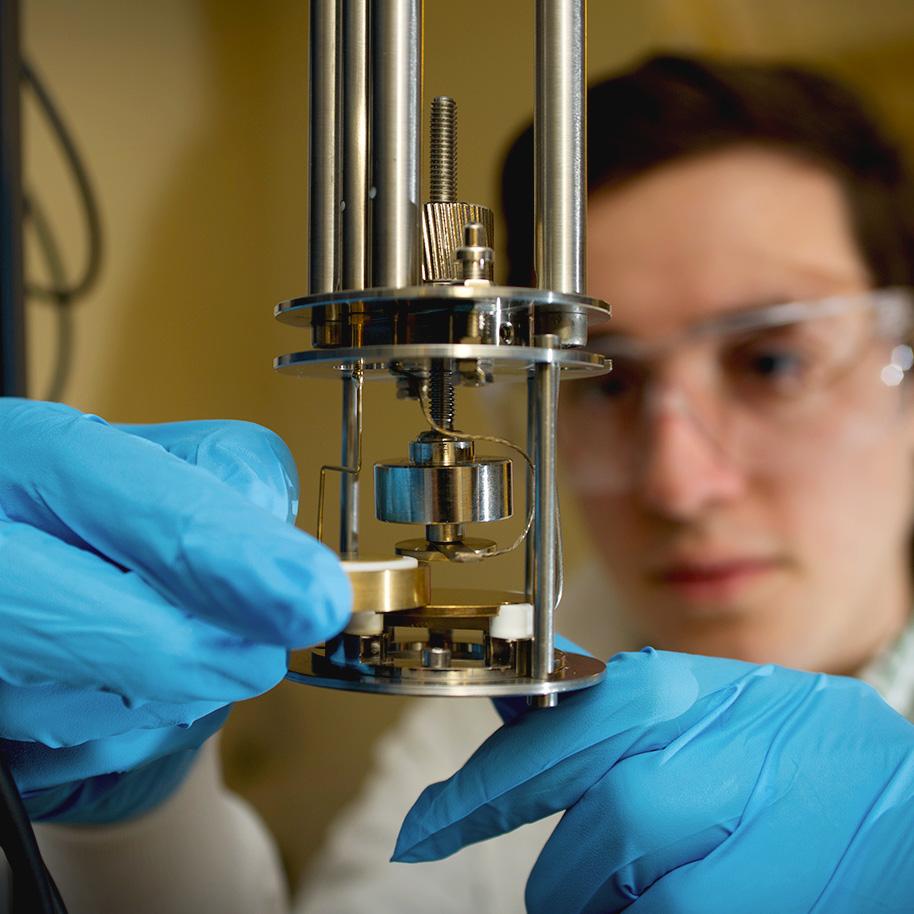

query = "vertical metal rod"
532;358;560;706
339;369;362;554
341;0;369;290
308;0;340;295
370;0;422;288
525;374;536;601
0;0;25;396
534;0;586;295
530;1;585;705
339;0;368;553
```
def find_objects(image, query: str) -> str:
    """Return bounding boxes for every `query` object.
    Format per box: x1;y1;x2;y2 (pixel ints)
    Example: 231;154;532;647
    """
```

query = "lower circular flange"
285;648;606;697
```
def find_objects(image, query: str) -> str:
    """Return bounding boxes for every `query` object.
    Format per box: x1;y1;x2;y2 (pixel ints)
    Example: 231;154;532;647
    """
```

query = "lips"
647;557;782;603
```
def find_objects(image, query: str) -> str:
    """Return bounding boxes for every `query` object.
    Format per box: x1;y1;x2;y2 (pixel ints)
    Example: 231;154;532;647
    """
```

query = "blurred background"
21;0;914;887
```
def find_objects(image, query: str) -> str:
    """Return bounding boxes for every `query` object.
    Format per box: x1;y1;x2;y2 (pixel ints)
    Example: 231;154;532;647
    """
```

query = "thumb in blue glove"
0;398;352;823
396;647;914;914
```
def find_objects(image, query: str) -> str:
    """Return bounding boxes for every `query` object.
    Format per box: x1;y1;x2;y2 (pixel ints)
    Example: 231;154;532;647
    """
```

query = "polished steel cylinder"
532;358;559;694
370;0;422;288
308;0;340;295
534;0;586;295
375;459;513;524
341;0;369;290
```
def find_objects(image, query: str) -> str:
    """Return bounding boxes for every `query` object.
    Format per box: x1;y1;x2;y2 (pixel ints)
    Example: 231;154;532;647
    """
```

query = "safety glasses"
561;288;914;493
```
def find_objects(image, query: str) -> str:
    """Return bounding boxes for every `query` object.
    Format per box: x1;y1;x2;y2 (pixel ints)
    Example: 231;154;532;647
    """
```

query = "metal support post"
529;0;586;704
370;0;422;288
308;0;340;295
534;0;586;296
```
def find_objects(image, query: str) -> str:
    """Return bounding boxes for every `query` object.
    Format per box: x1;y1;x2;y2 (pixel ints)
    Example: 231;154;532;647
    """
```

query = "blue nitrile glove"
0;398;351;823
396;648;914;914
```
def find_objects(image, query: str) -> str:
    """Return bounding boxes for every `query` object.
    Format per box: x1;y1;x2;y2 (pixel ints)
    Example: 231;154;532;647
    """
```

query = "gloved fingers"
624;803;861;914
394;651;743;863
119;419;299;524
395;651;808;864
0;681;227;748
0;518;292;711
525;751;745;914
0;399;351;646
5;706;230;799
524;674;902;914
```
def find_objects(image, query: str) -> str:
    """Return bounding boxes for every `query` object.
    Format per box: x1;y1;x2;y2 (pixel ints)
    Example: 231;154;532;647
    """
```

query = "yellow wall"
22;0;914;884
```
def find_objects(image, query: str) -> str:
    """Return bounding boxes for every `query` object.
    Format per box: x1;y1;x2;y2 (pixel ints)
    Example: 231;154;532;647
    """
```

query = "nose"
635;384;746;520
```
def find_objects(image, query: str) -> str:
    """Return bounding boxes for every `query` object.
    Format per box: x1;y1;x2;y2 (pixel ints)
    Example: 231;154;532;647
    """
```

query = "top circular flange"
274;284;611;327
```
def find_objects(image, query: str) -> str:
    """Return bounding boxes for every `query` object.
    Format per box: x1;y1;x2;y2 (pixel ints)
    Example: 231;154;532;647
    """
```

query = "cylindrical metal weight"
375;458;512;524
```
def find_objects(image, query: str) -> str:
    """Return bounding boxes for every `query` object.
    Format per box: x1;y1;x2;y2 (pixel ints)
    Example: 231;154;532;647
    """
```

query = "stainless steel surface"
535;0;586;296
286;648;606;697
375;458;512;523
394;536;497;562
339;369;362;554
532;346;559;687
370;0;422;288
525;374;535;602
455;221;495;283
280;283;607;349
274;342;607;380
342;0;369;290
409;435;474;466
308;0;339;295
429;96;457;203
276;283;609;327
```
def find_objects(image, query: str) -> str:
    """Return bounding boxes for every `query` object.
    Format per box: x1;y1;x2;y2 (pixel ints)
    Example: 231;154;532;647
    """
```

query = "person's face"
561;146;914;674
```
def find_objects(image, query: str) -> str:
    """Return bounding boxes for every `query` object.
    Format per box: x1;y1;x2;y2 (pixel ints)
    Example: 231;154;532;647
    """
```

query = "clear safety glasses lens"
561;288;914;494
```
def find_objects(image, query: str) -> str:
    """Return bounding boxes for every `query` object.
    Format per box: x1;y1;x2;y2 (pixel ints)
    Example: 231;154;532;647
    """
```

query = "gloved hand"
396;647;914;913
0;398;351;823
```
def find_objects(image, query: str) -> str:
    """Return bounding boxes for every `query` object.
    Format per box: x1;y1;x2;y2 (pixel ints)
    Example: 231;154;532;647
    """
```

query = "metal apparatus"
279;0;609;703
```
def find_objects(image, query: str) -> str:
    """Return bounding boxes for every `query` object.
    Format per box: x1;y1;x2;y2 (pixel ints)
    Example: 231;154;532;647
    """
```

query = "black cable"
0;753;68;913
20;58;102;303
19;57;103;402
22;192;73;403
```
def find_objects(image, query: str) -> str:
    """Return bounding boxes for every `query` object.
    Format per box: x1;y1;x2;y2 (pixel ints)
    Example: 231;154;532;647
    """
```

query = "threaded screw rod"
429;360;455;430
429;96;457;203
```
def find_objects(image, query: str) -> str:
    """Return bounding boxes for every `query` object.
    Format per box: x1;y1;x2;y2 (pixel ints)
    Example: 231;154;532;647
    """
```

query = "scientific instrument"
278;0;609;705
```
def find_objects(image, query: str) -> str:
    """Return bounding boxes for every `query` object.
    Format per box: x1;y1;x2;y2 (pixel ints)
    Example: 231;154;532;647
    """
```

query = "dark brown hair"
502;53;914;289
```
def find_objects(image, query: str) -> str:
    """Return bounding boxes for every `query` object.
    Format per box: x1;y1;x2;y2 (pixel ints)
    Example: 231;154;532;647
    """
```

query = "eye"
724;340;811;397
596;359;647;399
570;358;647;408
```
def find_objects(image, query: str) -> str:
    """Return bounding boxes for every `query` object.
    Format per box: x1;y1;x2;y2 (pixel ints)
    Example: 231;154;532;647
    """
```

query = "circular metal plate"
274;343;607;380
275;284;610;327
285;648;606;697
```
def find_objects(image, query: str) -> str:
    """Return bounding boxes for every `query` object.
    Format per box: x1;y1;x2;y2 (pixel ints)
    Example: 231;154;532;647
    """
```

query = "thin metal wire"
417;381;534;557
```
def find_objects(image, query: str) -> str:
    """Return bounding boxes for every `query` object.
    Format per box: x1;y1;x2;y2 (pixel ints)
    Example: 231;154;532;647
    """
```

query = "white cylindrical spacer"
344;611;385;635
342;555;419;573
490;602;534;640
